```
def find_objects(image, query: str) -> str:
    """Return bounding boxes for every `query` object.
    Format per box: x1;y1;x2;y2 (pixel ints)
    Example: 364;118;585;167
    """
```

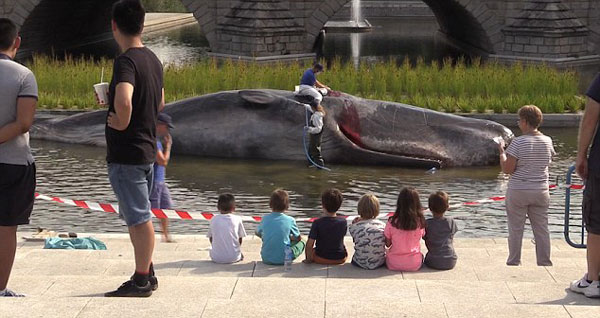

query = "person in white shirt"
303;101;326;167
207;194;247;264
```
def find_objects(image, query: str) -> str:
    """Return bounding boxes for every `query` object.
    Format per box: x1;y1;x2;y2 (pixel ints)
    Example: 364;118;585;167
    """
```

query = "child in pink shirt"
384;187;426;272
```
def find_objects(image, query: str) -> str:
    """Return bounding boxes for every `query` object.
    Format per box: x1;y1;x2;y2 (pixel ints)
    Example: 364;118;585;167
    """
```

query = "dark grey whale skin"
30;89;513;169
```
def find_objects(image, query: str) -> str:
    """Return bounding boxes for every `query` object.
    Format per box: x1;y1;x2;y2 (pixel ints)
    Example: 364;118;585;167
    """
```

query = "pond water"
24;17;589;239
26;127;584;238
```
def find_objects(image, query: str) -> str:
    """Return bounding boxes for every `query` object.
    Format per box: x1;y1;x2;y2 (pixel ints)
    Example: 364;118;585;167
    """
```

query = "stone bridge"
2;0;600;65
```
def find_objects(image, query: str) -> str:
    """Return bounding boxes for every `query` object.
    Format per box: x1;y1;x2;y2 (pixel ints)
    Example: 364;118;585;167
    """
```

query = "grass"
29;55;584;113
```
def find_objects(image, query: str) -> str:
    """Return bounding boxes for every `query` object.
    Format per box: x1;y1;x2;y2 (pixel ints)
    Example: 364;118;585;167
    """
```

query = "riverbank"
1;234;595;317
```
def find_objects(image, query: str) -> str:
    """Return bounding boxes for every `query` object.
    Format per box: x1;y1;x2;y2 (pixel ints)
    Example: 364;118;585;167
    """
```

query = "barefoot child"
349;194;386;269
424;191;458;270
256;189;305;265
151;113;174;242
304;189;347;265
207;194;247;264
385;187;426;272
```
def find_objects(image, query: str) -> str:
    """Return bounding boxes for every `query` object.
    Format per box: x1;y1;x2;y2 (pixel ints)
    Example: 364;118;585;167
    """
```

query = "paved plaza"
0;234;598;317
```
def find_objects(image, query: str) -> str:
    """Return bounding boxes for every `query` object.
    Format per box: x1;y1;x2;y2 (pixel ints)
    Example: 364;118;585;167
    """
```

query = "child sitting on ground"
424;191;458;270
304;189;348;265
207;194;247;264
256;189;305;265
349;194;386;270
385;187;426;272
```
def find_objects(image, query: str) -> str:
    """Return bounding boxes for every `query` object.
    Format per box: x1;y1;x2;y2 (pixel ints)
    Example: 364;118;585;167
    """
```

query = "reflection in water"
27;128;583;238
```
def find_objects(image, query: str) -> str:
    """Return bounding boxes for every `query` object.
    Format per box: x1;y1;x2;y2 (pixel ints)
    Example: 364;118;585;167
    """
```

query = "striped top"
506;134;555;190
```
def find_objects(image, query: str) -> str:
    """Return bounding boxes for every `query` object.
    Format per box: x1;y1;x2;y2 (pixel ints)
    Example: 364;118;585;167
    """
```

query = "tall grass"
29;55;583;113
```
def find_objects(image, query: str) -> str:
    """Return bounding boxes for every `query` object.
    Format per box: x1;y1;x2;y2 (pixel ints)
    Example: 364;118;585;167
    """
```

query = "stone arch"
180;0;220;48
306;0;503;55
5;0;117;57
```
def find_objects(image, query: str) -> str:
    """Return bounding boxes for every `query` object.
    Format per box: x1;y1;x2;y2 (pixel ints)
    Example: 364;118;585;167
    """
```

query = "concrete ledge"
461;113;582;128
207;52;316;63
490;54;600;68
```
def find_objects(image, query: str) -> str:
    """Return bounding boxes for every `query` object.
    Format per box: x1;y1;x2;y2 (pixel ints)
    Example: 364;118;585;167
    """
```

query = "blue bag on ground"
44;237;107;250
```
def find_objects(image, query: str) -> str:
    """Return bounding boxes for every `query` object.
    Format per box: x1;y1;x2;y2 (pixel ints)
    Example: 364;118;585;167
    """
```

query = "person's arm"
384;222;392;248
577;97;600;179
306;113;323;134
255;222;263;239
304;238;315;263
107;82;134;131
156;135;172;166
315;80;329;90
238;221;246;246
158;88;165;112
498;140;517;174
0;97;36;144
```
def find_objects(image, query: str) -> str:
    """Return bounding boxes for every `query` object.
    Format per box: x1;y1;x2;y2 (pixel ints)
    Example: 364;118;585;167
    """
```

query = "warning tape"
34;184;583;222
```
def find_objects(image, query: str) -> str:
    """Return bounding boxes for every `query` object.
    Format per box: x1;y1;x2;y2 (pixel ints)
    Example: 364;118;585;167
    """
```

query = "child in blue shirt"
256;189;305;265
151;113;175;242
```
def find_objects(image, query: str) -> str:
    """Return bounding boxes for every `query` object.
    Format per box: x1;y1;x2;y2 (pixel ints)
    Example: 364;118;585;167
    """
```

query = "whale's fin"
239;90;278;105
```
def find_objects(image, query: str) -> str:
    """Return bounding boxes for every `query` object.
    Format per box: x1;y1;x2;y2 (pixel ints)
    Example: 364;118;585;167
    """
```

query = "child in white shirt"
207;194;247;264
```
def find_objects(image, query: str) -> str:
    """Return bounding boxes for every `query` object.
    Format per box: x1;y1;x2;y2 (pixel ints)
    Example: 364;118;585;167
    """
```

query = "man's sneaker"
570;274;592;294
130;274;158;291
149;275;158;291
0;289;25;297
570;275;600;298
105;280;152;297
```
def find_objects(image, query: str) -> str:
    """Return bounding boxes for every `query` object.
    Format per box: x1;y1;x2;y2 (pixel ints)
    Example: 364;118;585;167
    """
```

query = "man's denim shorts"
108;163;154;227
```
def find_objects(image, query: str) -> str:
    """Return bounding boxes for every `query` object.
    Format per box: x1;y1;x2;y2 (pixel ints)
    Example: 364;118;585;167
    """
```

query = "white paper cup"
93;82;109;105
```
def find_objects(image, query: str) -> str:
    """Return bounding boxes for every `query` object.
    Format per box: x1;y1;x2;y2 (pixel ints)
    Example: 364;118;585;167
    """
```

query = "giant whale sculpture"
31;89;513;168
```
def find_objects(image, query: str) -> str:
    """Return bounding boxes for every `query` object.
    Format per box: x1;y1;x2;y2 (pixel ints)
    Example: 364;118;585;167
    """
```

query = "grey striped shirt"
506;134;555;190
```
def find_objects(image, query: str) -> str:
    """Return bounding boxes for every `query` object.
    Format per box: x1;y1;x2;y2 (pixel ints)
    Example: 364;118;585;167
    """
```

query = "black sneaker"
129;274;158;291
105;279;152;297
149;275;158;291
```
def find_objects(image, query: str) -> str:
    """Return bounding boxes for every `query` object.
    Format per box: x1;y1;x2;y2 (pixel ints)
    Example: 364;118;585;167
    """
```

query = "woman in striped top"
498;105;555;266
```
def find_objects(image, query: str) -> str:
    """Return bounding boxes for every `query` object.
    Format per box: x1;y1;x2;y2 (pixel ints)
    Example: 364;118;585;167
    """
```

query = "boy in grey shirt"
424;191;458;270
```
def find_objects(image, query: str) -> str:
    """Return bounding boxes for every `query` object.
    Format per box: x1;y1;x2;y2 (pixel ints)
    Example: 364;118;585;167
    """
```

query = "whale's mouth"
337;121;444;167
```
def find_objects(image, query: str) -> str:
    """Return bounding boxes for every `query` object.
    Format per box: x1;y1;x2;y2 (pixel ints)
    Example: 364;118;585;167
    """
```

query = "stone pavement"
1;234;598;318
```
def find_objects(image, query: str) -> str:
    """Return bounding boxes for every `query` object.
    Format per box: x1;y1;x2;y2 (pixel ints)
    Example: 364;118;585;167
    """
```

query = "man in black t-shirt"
571;74;600;298
100;0;164;298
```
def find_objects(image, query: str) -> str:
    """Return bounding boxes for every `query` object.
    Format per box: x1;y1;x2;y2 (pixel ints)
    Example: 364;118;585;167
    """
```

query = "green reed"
29;55;583;113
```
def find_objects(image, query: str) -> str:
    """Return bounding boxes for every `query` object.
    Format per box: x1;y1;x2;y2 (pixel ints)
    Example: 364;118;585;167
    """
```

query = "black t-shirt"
586;73;600;175
106;47;163;165
308;216;348;260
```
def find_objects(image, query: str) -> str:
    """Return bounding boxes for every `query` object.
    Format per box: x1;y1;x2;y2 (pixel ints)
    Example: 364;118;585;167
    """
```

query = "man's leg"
129;221;155;273
587;233;600;281
0;226;17;291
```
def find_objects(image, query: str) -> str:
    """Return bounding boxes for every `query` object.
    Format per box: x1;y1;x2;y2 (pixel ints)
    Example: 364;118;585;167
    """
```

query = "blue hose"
303;108;331;171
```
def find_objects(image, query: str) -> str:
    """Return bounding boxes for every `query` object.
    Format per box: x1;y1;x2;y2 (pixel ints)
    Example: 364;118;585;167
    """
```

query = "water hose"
303;108;331;171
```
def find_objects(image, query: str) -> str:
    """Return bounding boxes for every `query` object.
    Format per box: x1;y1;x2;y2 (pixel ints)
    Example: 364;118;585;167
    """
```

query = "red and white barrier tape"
34;184;583;222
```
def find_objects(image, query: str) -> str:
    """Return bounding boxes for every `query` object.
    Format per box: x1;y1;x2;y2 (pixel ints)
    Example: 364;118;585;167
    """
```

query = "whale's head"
320;92;514;167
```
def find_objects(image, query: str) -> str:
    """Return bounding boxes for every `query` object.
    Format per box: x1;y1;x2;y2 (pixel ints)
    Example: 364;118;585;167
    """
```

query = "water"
352;0;362;24
26;127;584;239
135;17;460;67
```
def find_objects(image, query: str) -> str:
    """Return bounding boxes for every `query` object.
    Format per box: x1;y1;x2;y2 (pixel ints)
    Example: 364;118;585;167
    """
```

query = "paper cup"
93;82;109;105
